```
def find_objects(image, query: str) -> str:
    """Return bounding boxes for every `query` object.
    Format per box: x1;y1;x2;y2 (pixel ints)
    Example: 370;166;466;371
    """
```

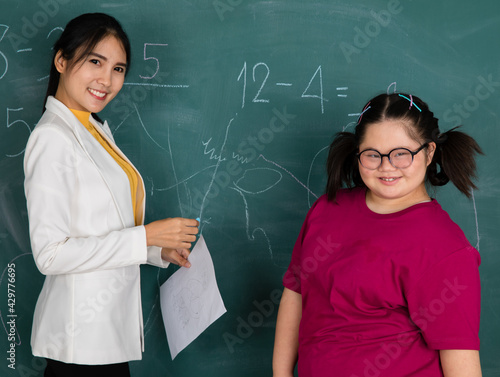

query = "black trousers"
44;359;131;377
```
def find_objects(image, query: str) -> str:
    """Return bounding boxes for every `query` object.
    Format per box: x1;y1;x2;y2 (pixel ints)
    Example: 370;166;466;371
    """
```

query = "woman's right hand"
144;217;199;250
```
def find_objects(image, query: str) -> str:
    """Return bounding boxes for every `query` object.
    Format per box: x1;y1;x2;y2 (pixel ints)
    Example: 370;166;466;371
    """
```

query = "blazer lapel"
45;97;145;227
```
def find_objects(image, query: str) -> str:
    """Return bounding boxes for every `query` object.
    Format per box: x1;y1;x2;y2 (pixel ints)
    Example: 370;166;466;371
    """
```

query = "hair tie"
398;94;422;112
431;128;448;144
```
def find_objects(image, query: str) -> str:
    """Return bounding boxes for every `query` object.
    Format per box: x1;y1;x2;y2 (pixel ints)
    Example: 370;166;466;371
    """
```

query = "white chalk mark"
252;62;270;103
471;189;480;251
202;138;226;163
230;187;273;259
307;146;329;207
47;27;64;39
237;62;247;108
124;83;189;88
112;110;133;136
154;165;218;191
302;65;325;114
0;25;8;80
387;82;397;94
258;155;318;198
16;48;31;53
198;117;234;219
37;75;49;82
337;94;347;98
232;152;250;164
342;121;357;132
336;87;348;91
133;104;169;152
233;168;283;194
167;126;184;217
276;83;292;86
139;43;168;79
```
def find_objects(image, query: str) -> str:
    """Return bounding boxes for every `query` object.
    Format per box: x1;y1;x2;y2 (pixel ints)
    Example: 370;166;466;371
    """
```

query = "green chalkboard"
1;0;499;376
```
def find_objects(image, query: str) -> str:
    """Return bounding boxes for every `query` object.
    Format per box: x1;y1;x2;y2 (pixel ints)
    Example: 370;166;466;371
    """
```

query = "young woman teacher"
24;13;198;376
273;93;483;377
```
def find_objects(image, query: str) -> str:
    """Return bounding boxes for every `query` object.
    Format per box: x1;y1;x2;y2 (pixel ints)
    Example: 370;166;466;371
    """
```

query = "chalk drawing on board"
198;117;234;220
258;154;318;199
230;186;274;261
233;167;282;195
0;24;9;80
307;145;329;207
387;81;397;94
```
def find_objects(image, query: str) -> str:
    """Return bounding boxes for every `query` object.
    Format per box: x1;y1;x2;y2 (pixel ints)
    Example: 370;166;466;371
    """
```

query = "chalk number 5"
140;43;168;79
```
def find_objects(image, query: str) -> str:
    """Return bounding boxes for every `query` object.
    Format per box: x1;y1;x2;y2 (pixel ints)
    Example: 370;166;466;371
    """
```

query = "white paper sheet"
159;235;226;360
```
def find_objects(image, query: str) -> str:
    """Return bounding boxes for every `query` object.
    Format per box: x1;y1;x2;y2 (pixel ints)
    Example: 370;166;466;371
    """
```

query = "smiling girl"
273;93;483;377
24;13;198;376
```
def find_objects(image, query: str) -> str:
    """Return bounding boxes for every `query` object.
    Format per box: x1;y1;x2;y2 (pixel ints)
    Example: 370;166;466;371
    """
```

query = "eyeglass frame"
357;143;429;170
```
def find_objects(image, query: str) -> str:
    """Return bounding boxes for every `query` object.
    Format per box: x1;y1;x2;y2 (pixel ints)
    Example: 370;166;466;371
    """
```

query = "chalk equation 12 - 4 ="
237;62;349;114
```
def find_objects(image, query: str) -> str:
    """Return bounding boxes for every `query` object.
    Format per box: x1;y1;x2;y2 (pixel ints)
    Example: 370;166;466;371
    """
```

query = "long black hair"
43;13;131;118
326;93;483;201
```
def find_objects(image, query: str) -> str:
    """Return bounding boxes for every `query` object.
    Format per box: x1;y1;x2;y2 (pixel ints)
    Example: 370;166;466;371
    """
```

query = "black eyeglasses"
357;143;428;170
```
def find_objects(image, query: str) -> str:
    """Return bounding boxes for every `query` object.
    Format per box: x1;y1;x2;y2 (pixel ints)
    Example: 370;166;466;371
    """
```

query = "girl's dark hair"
43;13;131;118
326;93;483;201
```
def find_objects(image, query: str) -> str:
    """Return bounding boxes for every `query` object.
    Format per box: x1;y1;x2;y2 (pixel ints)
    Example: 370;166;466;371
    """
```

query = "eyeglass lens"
359;149;414;169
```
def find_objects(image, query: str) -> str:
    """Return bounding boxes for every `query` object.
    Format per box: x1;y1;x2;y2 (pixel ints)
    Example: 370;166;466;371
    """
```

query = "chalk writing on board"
198;117;234;220
202;138;226;163
5;108;32;158
301;65;325;114
230;186;274;260
336;87;348;97
307;145;329;207
0;24;9;80
139;43;169;79
258;154;318;198
237;62;331;113
47;26;64;39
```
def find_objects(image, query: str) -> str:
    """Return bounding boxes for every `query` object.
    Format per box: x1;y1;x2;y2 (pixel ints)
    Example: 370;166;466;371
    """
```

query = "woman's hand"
145;217;199;250
161;248;191;268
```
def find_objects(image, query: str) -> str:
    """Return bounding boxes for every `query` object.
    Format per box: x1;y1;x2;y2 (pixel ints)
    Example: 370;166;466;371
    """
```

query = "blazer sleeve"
24;123;166;275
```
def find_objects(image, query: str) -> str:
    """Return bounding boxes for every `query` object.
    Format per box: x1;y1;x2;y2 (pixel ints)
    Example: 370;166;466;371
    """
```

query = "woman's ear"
54;50;66;74
426;142;437;167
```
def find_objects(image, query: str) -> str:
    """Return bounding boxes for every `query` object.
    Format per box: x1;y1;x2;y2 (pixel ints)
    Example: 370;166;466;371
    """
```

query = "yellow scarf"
70;109;144;225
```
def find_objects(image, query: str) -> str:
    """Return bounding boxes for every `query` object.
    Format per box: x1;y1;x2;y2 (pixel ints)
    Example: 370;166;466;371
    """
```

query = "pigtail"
326;132;359;201
430;127;483;198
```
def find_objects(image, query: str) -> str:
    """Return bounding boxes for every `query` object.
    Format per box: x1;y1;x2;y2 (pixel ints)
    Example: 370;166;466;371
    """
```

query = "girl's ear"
426;142;437;167
54;50;66;74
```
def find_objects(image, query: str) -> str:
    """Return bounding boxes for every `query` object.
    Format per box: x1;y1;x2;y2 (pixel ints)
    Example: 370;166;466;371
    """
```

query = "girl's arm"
440;350;482;377
273;287;302;377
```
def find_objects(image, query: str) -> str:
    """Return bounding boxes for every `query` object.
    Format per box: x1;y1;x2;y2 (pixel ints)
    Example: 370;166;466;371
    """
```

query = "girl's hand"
145;217;199;250
161;248;191;268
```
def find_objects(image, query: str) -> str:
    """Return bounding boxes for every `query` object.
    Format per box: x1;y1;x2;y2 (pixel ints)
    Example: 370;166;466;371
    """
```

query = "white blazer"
24;96;169;365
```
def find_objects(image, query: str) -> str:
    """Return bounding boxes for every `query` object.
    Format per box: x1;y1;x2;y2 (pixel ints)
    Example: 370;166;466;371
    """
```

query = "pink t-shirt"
283;188;481;377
